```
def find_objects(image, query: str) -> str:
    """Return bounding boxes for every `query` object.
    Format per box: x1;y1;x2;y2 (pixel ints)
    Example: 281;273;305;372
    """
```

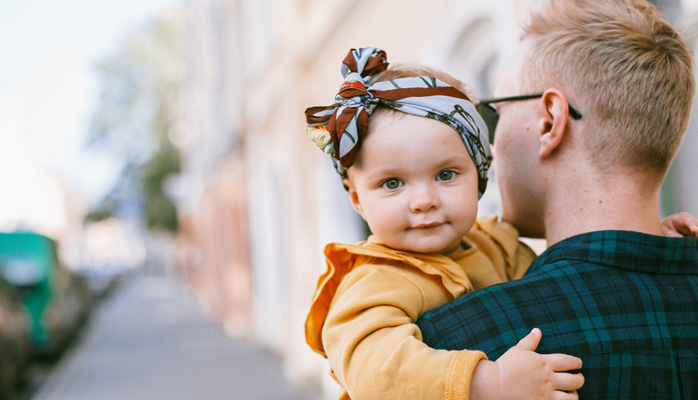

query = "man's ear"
537;89;570;158
343;177;366;219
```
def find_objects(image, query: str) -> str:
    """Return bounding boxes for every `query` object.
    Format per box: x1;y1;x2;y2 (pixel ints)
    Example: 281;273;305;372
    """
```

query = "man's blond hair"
520;0;694;174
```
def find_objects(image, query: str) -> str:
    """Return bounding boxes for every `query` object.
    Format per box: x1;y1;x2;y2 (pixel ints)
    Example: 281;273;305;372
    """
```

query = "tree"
85;10;183;233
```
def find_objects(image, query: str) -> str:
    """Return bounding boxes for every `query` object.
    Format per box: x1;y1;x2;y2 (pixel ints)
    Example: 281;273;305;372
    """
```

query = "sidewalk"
31;272;316;400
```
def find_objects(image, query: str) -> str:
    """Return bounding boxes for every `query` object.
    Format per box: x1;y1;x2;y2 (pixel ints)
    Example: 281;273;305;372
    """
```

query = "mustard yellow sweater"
305;216;536;400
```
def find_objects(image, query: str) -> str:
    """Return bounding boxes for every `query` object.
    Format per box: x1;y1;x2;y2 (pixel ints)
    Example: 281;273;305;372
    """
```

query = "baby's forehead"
366;110;462;141
357;115;473;163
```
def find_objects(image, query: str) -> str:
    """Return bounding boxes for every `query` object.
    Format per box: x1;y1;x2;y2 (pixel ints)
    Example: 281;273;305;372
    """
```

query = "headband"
305;47;492;198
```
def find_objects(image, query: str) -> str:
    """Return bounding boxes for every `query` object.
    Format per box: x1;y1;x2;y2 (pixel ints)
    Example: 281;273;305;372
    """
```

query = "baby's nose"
409;185;439;212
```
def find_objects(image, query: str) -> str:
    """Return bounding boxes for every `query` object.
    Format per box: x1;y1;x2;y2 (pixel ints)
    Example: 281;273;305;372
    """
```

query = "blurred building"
173;0;698;398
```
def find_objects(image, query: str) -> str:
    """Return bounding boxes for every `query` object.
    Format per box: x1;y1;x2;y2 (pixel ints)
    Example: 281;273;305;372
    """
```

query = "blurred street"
26;270;316;400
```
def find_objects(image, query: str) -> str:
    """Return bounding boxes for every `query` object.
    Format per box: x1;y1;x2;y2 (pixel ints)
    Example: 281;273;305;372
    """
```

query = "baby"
303;47;584;400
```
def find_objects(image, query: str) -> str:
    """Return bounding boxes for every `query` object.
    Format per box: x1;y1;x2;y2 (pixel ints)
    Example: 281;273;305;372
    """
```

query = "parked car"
0;275;30;400
0;232;90;357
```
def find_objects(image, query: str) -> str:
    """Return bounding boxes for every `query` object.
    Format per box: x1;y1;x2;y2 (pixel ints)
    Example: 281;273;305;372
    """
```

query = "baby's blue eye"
382;178;403;190
437;170;456;181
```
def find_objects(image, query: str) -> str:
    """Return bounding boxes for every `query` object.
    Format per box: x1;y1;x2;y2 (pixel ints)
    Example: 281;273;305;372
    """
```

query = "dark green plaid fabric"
417;231;698;399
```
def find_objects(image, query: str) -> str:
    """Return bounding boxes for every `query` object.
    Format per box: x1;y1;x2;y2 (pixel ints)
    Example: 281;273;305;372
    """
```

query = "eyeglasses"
476;93;583;144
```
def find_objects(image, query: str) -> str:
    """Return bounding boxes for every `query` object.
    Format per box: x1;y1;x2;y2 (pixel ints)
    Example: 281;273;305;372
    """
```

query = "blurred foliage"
85;11;183;233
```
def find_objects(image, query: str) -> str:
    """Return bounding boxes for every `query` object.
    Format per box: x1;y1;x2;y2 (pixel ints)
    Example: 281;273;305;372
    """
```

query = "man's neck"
543;170;665;246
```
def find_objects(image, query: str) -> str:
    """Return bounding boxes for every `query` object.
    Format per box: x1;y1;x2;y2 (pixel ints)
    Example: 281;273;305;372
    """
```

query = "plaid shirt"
417;231;698;399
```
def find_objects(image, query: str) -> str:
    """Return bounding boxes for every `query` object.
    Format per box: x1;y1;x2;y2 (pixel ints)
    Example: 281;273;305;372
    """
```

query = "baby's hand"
470;328;583;400
661;212;698;239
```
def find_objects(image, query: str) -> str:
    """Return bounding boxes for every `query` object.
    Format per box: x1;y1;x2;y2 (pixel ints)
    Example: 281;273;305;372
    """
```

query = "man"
417;0;698;398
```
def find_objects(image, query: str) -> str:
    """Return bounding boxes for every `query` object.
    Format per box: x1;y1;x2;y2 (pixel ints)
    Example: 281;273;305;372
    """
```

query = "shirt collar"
529;230;698;275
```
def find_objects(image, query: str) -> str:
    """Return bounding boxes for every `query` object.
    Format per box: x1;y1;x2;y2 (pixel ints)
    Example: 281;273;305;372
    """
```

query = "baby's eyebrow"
366;169;402;181
434;155;472;168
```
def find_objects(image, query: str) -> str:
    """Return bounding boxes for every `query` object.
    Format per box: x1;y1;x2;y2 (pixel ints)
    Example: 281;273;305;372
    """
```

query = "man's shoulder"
418;238;698;360
417;260;578;353
422;256;582;313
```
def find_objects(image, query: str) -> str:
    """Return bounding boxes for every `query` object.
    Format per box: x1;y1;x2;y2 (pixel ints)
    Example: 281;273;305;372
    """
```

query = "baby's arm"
661;212;698;239
470;328;584;400
324;263;485;399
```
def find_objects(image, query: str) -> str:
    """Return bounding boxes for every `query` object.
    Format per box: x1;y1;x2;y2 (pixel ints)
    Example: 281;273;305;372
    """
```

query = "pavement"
30;271;316;400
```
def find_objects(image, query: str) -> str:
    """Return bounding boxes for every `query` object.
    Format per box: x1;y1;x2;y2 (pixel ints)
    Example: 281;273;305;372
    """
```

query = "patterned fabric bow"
305;47;492;198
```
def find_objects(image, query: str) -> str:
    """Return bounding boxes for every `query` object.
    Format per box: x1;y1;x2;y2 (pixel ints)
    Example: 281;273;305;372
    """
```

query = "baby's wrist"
469;359;499;400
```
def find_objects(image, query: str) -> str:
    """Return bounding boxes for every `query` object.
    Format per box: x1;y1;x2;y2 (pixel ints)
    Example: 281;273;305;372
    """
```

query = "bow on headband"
305;47;492;198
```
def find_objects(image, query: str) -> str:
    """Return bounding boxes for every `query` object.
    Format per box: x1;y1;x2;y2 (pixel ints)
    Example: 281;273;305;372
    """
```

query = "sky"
0;0;179;231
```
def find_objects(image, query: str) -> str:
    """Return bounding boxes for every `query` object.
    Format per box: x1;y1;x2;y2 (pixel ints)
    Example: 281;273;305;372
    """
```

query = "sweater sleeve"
323;262;486;400
470;216;537;281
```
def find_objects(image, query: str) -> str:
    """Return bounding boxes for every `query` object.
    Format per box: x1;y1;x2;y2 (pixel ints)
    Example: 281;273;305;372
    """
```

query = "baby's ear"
343;178;365;218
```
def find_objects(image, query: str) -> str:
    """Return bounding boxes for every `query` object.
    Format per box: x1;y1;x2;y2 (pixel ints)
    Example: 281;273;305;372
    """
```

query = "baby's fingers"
515;327;543;351
672;212;698;238
544;353;583;372
552;390;579;400
689;221;698;239
552;371;585;392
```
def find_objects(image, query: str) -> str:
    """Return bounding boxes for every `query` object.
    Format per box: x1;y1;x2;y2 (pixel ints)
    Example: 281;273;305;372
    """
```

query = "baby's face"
344;113;479;255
